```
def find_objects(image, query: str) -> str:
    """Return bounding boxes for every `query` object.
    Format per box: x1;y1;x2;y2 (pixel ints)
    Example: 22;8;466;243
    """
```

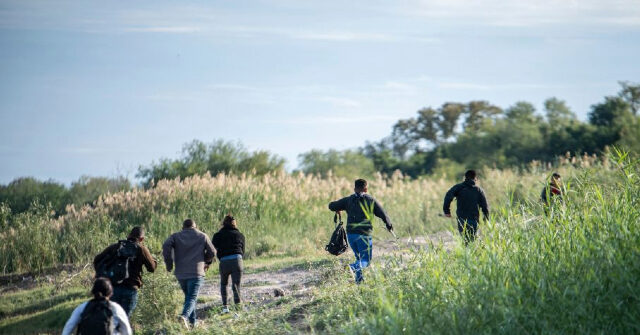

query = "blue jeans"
347;234;372;283
178;276;204;325
111;286;138;316
457;218;478;245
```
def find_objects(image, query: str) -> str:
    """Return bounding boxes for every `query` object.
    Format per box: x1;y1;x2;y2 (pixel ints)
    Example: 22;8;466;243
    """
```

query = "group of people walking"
62;170;562;333
63;214;245;333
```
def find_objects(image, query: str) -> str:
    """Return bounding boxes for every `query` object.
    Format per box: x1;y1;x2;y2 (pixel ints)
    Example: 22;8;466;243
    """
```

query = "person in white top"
62;277;132;335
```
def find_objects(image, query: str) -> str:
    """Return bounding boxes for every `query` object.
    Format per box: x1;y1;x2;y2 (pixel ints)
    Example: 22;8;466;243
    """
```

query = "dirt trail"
197;231;457;314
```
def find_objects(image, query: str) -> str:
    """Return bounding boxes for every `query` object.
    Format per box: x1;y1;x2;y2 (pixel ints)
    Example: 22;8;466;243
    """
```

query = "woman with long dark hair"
212;214;245;313
62;277;132;335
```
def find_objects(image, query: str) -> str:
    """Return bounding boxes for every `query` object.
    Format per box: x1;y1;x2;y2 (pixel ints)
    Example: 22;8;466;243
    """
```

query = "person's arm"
140;245;157;273
212;232;220;251
162;234;175;272
61;302;87;335
240;233;245;256
478;188;489;220
204;235;216;265
443;185;459;216
328;197;348;212
372;199;393;231
111;302;133;335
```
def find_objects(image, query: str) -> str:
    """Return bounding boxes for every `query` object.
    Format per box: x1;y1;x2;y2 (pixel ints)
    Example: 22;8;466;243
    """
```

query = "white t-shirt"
61;300;132;335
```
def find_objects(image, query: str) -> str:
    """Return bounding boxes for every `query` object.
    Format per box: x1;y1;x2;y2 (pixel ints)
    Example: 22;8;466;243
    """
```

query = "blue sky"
1;0;639;184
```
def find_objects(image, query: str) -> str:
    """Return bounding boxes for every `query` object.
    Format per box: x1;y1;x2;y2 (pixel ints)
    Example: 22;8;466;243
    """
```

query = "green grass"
1;152;637;334
309;150;640;334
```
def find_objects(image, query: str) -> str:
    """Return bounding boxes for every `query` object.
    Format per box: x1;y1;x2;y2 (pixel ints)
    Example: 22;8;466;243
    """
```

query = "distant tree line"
0;176;131;216
350;81;639;178
136;139;286;187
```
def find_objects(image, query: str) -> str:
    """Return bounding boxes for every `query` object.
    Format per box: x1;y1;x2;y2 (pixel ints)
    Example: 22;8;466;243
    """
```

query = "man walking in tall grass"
329;179;393;284
443;170;489;245
541;172;563;210
162;219;216;329
93;226;156;316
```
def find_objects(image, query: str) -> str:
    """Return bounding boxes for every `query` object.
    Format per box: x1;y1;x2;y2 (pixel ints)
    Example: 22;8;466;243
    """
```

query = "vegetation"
0;176;131;216
136;139;286;187
312;149;640;334
361;81;640;177
2;150;635;334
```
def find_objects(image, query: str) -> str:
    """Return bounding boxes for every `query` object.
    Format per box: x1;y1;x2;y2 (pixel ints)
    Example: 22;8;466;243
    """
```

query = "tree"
589;96;631;127
544;97;576;129
137;139;286;187
68;176;131;207
619;81;640;115
298;149;375;178
438;103;465;140
464;100;502;132
415;107;440;146
0;177;68;214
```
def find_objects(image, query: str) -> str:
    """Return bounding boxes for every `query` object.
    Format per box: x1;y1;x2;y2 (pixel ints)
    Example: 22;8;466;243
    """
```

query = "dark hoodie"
212;226;245;260
443;179;489;221
328;193;392;236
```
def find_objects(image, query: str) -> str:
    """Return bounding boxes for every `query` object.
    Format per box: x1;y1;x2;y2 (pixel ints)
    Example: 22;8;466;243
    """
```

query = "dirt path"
197;231;457;314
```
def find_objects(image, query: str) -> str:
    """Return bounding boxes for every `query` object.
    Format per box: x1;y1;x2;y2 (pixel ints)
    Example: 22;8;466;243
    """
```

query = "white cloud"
273;115;397;125
406;0;640;27
319;97;362;108
122;26;201;33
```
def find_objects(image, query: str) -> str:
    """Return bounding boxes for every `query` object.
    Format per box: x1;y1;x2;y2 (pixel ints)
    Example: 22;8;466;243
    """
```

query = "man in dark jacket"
93;226;157;316
162;219;215;328
443;170;489;245
328;179;393;283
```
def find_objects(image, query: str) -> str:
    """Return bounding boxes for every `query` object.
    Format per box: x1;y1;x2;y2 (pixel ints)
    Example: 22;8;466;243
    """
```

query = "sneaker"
222;306;230;314
177;315;190;329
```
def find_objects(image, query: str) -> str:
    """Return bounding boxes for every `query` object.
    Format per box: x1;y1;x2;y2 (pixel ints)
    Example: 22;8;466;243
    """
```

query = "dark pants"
178;276;204;325
111;286;138;316
457;218;478;245
220;258;243;306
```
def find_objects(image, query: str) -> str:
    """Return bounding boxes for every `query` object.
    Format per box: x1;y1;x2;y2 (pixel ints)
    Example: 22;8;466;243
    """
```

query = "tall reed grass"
0;154;608;275
313;150;639;334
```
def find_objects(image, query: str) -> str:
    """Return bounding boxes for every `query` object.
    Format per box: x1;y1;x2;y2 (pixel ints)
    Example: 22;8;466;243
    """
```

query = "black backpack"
325;212;348;256
77;299;114;335
96;240;139;284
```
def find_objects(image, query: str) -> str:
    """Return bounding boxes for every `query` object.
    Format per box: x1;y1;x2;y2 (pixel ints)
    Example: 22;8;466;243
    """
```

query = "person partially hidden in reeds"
212;214;245;314
329;179;393;284
162;219;216;329
93;226;157;316
541;172;563;213
62;277;132;335
443;170;489;245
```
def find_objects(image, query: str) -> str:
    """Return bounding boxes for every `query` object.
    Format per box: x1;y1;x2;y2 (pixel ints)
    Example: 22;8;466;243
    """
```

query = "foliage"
0;177;68;215
365;82;640;177
0;155;602;275
297;149;376;179
0;175;131;216
137;139;286;187
314;149;640;334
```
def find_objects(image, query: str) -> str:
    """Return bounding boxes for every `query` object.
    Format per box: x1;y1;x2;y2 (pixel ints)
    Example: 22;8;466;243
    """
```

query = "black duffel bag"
325;212;348;256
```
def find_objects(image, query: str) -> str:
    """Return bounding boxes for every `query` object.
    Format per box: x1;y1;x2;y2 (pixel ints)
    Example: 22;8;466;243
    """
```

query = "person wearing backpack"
162;218;216;329
443;170;490;245
212;214;245;314
62;277;132;335
328;179;393;284
93;226;157;316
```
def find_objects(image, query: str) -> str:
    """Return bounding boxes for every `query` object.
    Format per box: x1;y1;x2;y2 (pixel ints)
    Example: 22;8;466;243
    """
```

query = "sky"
1;0;639;184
